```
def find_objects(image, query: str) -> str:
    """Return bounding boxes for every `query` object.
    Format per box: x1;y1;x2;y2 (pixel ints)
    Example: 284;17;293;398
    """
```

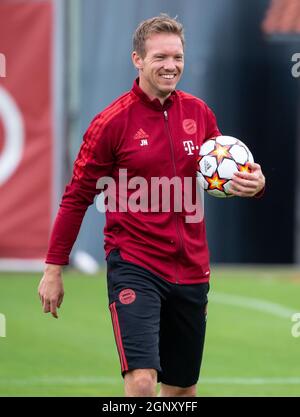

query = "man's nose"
163;58;177;71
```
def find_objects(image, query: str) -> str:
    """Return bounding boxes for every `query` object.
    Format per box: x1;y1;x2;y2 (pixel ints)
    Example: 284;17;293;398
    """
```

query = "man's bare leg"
124;369;157;397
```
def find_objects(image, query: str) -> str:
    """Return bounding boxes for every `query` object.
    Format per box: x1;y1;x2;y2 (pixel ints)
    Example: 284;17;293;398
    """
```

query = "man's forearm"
46;183;93;265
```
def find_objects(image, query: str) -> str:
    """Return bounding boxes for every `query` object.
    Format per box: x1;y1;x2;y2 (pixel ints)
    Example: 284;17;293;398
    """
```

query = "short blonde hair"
133;14;185;58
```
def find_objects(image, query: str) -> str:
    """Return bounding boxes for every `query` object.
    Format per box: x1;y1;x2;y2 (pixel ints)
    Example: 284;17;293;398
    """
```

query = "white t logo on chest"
183;140;199;155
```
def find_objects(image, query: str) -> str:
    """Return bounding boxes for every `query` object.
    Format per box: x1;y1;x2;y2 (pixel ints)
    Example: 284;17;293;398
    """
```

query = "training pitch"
0;267;299;397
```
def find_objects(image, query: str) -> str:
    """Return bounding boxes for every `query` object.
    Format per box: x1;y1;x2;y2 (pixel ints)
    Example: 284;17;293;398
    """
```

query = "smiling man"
38;14;265;397
132;30;184;101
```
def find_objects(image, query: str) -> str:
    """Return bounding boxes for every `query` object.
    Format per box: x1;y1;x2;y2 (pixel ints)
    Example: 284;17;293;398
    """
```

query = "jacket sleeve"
45;115;115;265
205;104;222;139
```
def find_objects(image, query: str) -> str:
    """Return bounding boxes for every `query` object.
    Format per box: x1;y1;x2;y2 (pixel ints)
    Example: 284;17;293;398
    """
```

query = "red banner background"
0;0;53;260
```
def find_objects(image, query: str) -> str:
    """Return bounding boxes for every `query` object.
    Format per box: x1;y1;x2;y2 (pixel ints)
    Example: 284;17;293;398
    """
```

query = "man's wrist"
44;263;63;274
254;185;265;199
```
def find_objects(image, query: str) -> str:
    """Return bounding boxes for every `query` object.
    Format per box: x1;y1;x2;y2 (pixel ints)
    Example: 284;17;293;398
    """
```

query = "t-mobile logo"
183;140;199;155
0;53;6;78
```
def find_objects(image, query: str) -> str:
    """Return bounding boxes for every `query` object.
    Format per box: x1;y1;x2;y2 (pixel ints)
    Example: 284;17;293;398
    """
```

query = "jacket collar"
131;77;177;111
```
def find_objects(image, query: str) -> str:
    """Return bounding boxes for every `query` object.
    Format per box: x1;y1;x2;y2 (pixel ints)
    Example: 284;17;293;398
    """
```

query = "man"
38;14;265;397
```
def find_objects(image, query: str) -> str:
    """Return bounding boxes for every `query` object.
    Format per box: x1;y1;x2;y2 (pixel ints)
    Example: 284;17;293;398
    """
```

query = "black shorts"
106;249;209;388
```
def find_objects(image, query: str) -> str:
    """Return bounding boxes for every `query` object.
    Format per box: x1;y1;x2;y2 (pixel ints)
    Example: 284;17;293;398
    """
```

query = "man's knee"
125;369;157;397
160;383;197;397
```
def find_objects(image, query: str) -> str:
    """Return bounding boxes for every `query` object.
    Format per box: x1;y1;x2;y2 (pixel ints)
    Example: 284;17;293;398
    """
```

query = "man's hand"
38;264;64;319
229;162;265;198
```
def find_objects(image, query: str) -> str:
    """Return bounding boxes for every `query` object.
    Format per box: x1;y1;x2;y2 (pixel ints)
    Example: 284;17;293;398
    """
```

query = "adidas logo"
134;128;149;140
204;160;212;172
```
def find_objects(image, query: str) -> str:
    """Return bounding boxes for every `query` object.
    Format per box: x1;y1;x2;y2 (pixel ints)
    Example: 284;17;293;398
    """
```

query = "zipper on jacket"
163;110;184;284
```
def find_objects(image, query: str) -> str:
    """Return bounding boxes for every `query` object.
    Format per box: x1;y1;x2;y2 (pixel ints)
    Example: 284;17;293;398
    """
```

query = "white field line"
210;292;296;319
0;376;118;386
201;377;300;385
0;376;300;386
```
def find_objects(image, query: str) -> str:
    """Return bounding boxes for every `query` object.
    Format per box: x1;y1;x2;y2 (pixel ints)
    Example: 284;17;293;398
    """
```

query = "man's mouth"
160;74;176;79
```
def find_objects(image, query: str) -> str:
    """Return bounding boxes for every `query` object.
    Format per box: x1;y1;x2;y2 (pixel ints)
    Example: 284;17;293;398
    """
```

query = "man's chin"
158;85;176;96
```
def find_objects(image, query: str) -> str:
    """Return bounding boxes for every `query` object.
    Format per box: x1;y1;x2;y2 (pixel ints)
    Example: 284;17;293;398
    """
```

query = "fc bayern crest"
183;119;197;135
119;289;136;305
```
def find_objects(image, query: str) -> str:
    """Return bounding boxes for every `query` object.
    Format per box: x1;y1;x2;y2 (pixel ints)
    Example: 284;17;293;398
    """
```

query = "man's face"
133;33;184;100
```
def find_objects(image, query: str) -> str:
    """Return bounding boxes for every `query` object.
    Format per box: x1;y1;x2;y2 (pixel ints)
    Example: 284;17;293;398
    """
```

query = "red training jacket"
46;78;221;284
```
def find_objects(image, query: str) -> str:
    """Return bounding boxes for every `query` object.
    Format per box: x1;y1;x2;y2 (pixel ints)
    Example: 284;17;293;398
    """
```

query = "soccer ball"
197;135;254;198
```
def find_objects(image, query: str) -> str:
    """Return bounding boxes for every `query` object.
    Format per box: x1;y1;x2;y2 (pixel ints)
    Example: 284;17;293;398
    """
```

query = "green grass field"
0;267;300;397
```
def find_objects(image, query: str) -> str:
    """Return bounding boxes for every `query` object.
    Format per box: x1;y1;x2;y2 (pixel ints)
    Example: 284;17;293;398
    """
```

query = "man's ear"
132;51;143;71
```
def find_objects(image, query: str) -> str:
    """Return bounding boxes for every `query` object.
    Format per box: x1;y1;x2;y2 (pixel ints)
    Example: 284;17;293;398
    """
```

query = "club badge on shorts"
119;289;136;305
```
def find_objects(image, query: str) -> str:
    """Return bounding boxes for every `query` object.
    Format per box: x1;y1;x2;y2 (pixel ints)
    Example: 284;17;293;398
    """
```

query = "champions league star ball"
197;136;254;198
